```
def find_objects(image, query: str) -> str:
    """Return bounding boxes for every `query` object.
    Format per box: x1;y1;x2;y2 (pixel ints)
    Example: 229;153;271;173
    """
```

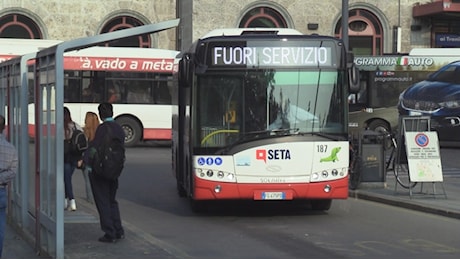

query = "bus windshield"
196;69;345;148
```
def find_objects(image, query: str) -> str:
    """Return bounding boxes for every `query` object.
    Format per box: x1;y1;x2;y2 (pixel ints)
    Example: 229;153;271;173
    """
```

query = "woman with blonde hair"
80;111;100;203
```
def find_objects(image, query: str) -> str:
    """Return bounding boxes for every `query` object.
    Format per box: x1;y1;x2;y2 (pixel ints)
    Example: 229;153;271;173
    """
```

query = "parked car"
398;60;460;144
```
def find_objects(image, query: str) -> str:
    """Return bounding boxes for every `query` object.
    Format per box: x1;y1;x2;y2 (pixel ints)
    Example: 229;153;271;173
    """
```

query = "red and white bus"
0;39;179;146
172;28;359;211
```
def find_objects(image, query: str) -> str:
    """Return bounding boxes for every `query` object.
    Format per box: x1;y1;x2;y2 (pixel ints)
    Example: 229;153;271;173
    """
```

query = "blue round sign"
206;157;214;165
197;157;206;166
214;157;223;165
415;133;429;147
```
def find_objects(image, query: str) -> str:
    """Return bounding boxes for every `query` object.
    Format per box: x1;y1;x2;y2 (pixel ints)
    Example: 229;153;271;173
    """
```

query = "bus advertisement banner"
349;50;460;140
63;56;176;72
0;54;177;73
354;55;459;72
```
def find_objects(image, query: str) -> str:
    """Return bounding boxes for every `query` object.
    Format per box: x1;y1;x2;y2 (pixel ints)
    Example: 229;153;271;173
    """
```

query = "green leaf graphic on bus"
320;147;341;162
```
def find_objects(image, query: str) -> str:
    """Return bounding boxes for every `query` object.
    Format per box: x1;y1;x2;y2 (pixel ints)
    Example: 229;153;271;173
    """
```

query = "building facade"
0;0;459;54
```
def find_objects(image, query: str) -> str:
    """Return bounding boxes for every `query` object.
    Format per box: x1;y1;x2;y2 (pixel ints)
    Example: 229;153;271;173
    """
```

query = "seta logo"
256;149;291;163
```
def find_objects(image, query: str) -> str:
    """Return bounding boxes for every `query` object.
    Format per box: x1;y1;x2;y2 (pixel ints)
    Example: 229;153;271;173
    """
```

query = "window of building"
239;6;287;28
335;9;383;55
100;16;150;47
0;13;42;39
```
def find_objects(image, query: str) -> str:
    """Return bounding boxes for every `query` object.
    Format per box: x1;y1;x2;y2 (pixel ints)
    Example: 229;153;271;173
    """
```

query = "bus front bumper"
193;177;349;200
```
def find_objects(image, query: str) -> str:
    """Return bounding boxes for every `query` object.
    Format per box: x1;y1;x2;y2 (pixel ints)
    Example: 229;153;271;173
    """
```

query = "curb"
349;190;460;220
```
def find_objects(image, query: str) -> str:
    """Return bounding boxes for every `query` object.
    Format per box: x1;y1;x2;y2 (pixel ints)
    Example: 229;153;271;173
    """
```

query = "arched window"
239;6;287;28
0;13;42;39
335;9;383;55
100;16;150;48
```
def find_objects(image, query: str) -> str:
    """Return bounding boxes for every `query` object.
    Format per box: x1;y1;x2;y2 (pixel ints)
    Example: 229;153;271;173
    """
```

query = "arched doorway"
335;9;383;55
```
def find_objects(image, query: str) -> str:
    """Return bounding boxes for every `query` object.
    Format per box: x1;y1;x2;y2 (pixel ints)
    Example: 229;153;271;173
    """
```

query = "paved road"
3;145;460;258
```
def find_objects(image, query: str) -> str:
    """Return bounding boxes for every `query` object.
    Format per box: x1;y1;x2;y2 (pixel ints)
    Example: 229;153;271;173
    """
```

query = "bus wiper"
310;132;346;141
238;128;299;138
216;128;299;154
270;128;300;135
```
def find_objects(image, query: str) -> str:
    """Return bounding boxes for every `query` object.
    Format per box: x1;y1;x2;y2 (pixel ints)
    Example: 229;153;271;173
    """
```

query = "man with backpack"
84;102;126;243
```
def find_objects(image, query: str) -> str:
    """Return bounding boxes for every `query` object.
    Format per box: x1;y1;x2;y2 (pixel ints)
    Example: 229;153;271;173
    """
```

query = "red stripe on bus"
64;57;176;72
28;125;172;141
142;129;172;140
28;124;56;138
0;55;176;73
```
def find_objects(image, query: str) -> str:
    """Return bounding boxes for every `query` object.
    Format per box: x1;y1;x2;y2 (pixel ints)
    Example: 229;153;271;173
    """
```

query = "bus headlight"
217;171;224;178
341;167;347;176
312;172;319;180
321;170;328;178
206;170;213;177
331;169;338;176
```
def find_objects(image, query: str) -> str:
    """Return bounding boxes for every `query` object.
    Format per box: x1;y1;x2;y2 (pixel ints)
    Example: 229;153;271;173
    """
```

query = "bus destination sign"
211;46;333;68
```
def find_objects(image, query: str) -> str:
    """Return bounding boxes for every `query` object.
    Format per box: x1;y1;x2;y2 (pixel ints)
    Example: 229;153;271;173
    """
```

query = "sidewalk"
350;173;460;219
3;196;179;259
2;173;459;258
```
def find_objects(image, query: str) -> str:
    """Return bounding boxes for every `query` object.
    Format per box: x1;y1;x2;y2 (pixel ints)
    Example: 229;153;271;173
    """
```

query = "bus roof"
0;38;178;58
201;28;303;39
0;38;63;55
409;48;460;56
65;46;180;59
0;43;180;73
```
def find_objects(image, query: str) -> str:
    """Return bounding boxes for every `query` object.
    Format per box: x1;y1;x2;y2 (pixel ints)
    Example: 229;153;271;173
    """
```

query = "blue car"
398;61;460;143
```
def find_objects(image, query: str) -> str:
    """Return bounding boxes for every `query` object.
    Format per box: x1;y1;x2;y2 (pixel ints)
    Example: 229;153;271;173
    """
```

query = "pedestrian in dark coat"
85;102;125;243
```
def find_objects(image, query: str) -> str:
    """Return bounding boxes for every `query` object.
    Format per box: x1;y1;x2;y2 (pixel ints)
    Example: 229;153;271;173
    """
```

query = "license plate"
261;192;285;200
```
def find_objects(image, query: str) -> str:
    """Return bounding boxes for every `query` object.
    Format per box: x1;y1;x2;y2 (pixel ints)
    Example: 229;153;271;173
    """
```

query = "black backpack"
65;125;88;155
92;123;125;180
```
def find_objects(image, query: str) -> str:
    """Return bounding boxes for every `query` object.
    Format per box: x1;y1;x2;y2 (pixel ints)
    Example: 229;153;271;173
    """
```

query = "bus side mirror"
179;55;192;88
347;52;360;93
348;64;360;93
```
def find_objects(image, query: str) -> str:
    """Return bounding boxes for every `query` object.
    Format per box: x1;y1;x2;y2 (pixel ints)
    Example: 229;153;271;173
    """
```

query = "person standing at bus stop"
64;107;83;211
85;103;125;243
78;111;100;203
0;115;18;257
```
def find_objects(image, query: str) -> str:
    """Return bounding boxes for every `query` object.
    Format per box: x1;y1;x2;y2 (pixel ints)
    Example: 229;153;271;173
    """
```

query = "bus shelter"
0;18;179;258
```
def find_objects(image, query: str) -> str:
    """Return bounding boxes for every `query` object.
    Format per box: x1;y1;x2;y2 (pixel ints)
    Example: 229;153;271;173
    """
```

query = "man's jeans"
0;187;7;257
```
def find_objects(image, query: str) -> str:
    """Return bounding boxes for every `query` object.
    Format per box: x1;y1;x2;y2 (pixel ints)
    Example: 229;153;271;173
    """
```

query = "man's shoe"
116;234;125;240
98;235;116;243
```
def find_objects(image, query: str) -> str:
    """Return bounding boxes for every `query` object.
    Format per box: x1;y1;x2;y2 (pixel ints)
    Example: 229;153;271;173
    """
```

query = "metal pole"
342;0;349;51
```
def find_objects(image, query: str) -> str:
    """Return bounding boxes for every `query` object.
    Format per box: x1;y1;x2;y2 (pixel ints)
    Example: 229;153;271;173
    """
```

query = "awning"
413;1;460;18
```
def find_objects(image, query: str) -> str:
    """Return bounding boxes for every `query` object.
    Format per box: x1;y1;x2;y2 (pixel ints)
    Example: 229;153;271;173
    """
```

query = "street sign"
405;131;443;182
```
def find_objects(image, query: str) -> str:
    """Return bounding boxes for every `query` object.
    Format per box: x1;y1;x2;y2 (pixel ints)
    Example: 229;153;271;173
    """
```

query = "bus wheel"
310;199;332;211
176;177;187;197
175;151;187;197
116;117;141;147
